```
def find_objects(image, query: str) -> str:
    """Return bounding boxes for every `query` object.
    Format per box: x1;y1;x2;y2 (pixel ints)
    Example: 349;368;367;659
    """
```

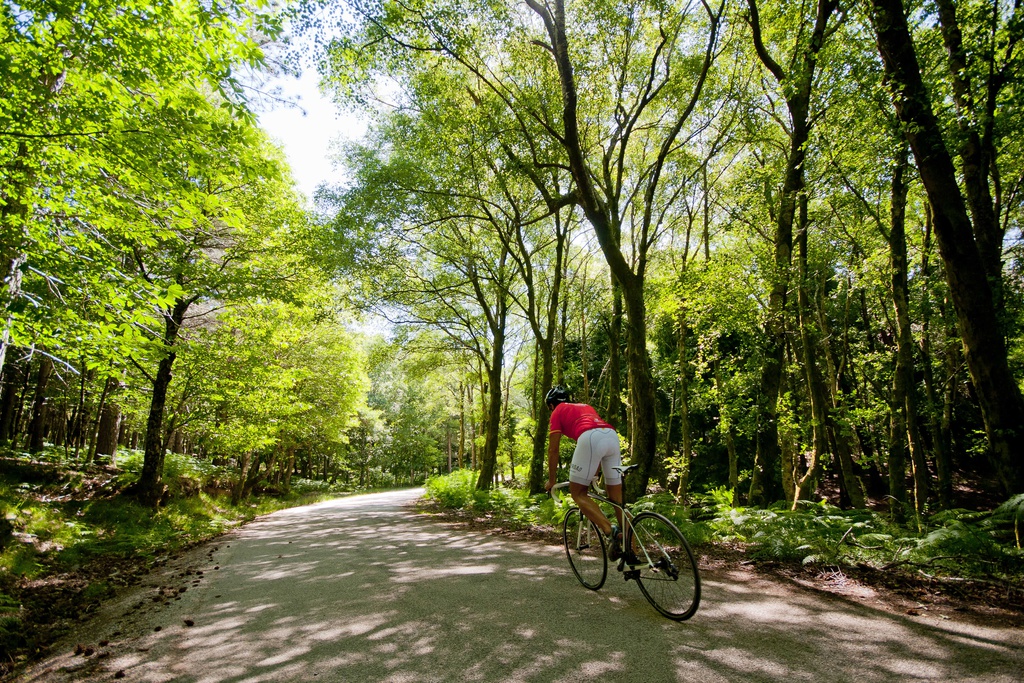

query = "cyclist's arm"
545;431;562;491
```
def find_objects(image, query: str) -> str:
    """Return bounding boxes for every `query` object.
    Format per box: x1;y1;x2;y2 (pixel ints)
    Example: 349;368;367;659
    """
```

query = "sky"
257;69;367;200
257;68;394;336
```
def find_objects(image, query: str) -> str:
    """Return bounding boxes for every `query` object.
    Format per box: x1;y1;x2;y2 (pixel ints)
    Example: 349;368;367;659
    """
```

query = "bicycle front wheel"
562;507;607;590
630;512;701;620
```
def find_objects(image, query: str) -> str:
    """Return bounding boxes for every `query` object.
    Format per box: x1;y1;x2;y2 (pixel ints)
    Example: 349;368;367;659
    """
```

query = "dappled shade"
19;491;1023;682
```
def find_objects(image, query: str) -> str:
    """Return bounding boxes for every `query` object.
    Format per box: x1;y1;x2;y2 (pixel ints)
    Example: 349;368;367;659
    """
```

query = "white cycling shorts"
568;428;622;486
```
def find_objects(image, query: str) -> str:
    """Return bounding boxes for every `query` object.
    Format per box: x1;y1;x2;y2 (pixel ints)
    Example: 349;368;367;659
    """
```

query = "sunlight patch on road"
244;603;279;613
391;563;498;582
256;645;311;667
580;650;626;677
705;646;794;679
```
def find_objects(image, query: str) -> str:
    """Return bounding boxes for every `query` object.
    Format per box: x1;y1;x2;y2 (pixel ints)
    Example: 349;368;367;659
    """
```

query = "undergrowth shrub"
694;488;1024;581
425;469;477;509
424;473;1023;583
115;450;234;495
289;478;347;497
425;470;557;529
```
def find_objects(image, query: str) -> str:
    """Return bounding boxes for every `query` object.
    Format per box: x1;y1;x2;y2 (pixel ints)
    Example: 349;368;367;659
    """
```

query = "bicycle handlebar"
548;462;643;505
549;480;607;504
550;464;639;504
549;481;571;504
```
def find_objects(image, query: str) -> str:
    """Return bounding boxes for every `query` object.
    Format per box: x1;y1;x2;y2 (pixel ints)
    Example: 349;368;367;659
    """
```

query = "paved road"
15;489;1024;682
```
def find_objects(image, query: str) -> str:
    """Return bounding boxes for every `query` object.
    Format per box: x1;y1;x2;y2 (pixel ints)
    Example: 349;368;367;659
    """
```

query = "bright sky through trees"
259;70;366;198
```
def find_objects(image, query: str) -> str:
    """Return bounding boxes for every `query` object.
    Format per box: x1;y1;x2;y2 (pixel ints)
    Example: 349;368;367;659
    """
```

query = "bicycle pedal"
623;569;640;581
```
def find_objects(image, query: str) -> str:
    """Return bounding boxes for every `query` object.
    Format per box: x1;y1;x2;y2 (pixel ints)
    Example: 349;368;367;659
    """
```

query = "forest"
3;0;1024;529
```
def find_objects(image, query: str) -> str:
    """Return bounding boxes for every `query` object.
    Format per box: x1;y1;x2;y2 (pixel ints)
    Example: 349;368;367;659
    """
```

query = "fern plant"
991;494;1024;549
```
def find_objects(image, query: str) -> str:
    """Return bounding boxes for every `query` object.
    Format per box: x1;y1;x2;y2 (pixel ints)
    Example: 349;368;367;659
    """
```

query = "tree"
325;0;724;498
322;78;524;489
518;0;724;499
182;298;366;501
742;0;844;506
868;0;1024;496
1;0;282;376
364;341;454;485
121;102;306;506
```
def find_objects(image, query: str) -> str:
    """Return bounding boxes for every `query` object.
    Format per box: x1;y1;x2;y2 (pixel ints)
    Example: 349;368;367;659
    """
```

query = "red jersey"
549;403;615;441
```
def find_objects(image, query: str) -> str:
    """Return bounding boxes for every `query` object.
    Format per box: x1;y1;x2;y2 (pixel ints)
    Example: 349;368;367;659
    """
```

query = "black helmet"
545;385;570;407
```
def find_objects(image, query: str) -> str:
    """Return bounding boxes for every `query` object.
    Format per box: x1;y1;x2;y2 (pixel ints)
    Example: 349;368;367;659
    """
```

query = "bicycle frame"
551;477;703;620
550;482;650;571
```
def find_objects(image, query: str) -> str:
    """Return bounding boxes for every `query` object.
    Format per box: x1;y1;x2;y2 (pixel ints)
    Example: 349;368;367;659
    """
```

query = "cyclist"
543;385;625;558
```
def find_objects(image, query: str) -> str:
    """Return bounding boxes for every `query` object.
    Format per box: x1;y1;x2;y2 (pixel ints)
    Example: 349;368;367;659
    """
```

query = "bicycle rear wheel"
629;512;700;620
562;507;607;590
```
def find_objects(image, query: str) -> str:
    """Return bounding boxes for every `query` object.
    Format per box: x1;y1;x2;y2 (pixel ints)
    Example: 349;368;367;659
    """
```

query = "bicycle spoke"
563;508;607;590
630;512;701;620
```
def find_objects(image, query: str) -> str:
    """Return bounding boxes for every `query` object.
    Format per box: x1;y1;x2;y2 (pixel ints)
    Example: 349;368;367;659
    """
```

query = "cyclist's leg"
568;431;614;535
594;429;624;528
605;482;624;528
569;482;612;535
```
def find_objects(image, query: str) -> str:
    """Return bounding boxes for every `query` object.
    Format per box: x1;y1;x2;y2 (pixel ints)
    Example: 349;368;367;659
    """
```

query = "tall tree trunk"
94;390;121;466
663;384;677;492
467;381;476;470
242;451;266;499
137;297;190;507
679;324;692;500
476;291;508;490
530;341;556;493
51;400;67;456
622;282;659;502
888;385;910;523
71;366;93;460
829;423;865;508
502;368;515;483
869;0;1024;495
889;150;930;516
668;314;693;499
746;0;838;506
941;311;960;487
458;382;466;469
607;277;624;429
523;211;565;494
779;364;799;507
817;274;867;508
0;359;24;445
712;354;740;505
231;452;252;505
27;355;53;454
793;198;829;507
284;447;296;489
886;155;911;522
919;208;954;508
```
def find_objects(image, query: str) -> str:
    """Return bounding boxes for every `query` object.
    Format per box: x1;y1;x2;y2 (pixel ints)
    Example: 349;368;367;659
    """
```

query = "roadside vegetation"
424;470;1024;609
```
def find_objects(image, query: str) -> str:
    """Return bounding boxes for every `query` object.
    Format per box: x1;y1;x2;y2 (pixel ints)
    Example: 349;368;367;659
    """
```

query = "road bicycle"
551;464;701;621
